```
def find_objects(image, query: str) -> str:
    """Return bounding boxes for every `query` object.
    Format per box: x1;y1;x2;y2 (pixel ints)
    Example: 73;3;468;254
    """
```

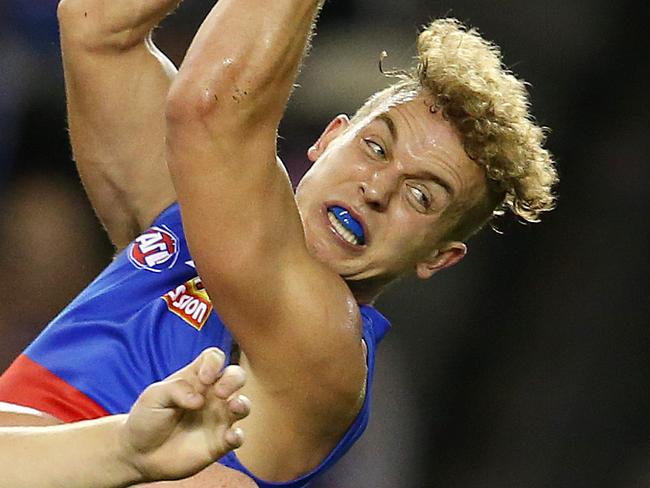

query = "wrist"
112;415;150;486
58;0;181;53
57;3;152;53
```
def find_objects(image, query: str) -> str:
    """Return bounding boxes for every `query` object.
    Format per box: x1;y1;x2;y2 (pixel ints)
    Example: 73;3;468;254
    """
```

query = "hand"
120;348;250;482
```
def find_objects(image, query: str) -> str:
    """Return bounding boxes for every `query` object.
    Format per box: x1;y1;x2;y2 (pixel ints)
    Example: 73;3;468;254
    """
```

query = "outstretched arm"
57;0;181;248
0;348;253;488
166;0;367;478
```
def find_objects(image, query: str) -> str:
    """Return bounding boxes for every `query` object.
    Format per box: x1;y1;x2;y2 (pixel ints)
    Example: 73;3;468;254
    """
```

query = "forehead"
371;96;463;160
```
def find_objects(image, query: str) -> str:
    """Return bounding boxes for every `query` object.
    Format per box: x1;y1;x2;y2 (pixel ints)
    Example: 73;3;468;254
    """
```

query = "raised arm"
57;0;180;248
165;0;367;478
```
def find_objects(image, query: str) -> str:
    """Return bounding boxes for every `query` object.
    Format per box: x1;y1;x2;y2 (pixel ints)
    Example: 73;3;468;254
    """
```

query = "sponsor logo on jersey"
128;225;179;273
162;276;213;331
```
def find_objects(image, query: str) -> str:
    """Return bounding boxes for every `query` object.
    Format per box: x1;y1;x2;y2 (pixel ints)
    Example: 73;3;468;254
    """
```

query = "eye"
408;185;431;209
364;139;386;159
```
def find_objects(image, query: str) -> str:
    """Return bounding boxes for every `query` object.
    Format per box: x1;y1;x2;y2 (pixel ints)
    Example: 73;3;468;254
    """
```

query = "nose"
360;167;398;211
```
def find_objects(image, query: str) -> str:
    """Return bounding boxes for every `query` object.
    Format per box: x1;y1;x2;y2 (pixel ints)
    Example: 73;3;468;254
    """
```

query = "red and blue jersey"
0;203;391;487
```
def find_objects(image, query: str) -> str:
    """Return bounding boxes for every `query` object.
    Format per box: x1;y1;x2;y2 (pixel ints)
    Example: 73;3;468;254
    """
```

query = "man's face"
295;95;487;289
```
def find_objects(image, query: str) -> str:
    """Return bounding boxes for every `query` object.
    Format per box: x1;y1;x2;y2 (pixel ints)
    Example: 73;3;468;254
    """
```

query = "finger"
214;365;246;399
143;377;205;411
223;427;244;449
168;348;226;396
197;348;227;386
228;394;251;421
171;347;226;381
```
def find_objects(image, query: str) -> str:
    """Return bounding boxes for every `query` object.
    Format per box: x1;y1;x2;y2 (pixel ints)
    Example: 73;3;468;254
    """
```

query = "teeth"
328;211;359;245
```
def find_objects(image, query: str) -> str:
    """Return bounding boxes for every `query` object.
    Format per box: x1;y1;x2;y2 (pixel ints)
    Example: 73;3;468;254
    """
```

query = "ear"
415;242;467;280
307;114;350;162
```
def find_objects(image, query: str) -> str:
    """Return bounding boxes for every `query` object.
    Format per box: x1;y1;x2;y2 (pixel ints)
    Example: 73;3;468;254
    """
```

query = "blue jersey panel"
25;203;234;413
18;202;391;487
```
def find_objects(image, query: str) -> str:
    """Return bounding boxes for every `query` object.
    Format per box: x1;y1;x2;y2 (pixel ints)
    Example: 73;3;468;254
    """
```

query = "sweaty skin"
166;0;368;481
0;0;258;486
1;0;492;486
166;0;487;483
295;97;487;300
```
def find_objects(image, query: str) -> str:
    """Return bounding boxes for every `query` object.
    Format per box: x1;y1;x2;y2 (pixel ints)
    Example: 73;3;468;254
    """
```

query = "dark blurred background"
1;0;648;487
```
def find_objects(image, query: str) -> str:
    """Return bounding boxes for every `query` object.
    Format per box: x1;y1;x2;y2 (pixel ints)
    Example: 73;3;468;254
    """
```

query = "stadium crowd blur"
0;0;648;486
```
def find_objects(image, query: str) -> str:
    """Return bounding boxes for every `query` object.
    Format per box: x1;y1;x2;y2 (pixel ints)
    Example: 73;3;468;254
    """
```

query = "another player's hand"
119;348;250;482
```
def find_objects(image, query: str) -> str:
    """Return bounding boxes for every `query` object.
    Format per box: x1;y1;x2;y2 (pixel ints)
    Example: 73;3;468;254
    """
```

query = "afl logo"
128;225;180;273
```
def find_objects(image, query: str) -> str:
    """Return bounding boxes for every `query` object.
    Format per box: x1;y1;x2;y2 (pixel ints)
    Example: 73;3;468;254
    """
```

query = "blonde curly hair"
350;18;558;240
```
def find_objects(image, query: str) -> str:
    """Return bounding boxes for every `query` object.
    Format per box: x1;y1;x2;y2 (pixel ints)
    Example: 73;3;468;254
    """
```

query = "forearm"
167;0;323;125
58;0;179;247
0;416;143;488
57;0;182;52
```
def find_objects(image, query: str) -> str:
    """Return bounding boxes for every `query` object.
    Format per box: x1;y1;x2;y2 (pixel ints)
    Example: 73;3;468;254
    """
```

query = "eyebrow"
420;170;454;198
376;113;398;143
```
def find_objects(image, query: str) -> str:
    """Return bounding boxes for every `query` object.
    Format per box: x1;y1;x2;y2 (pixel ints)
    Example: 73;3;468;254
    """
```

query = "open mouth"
327;206;366;246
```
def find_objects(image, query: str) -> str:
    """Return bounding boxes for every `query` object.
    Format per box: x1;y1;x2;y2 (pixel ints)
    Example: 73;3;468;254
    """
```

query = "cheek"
391;205;425;237
384;219;422;255
386;210;440;256
295;167;328;203
303;162;360;199
300;161;337;189
319;147;366;177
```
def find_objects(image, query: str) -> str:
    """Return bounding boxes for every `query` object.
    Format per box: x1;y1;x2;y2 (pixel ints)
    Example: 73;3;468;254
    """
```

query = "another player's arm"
0;415;146;488
0;349;255;488
56;0;181;249
166;0;367;477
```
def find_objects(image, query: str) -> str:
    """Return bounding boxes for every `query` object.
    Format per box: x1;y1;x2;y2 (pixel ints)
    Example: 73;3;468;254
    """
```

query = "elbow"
56;0;77;22
57;0;85;34
56;1;94;49
165;79;217;126
166;50;257;122
166;58;282;128
164;81;223;179
165;77;264;134
57;0;98;43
